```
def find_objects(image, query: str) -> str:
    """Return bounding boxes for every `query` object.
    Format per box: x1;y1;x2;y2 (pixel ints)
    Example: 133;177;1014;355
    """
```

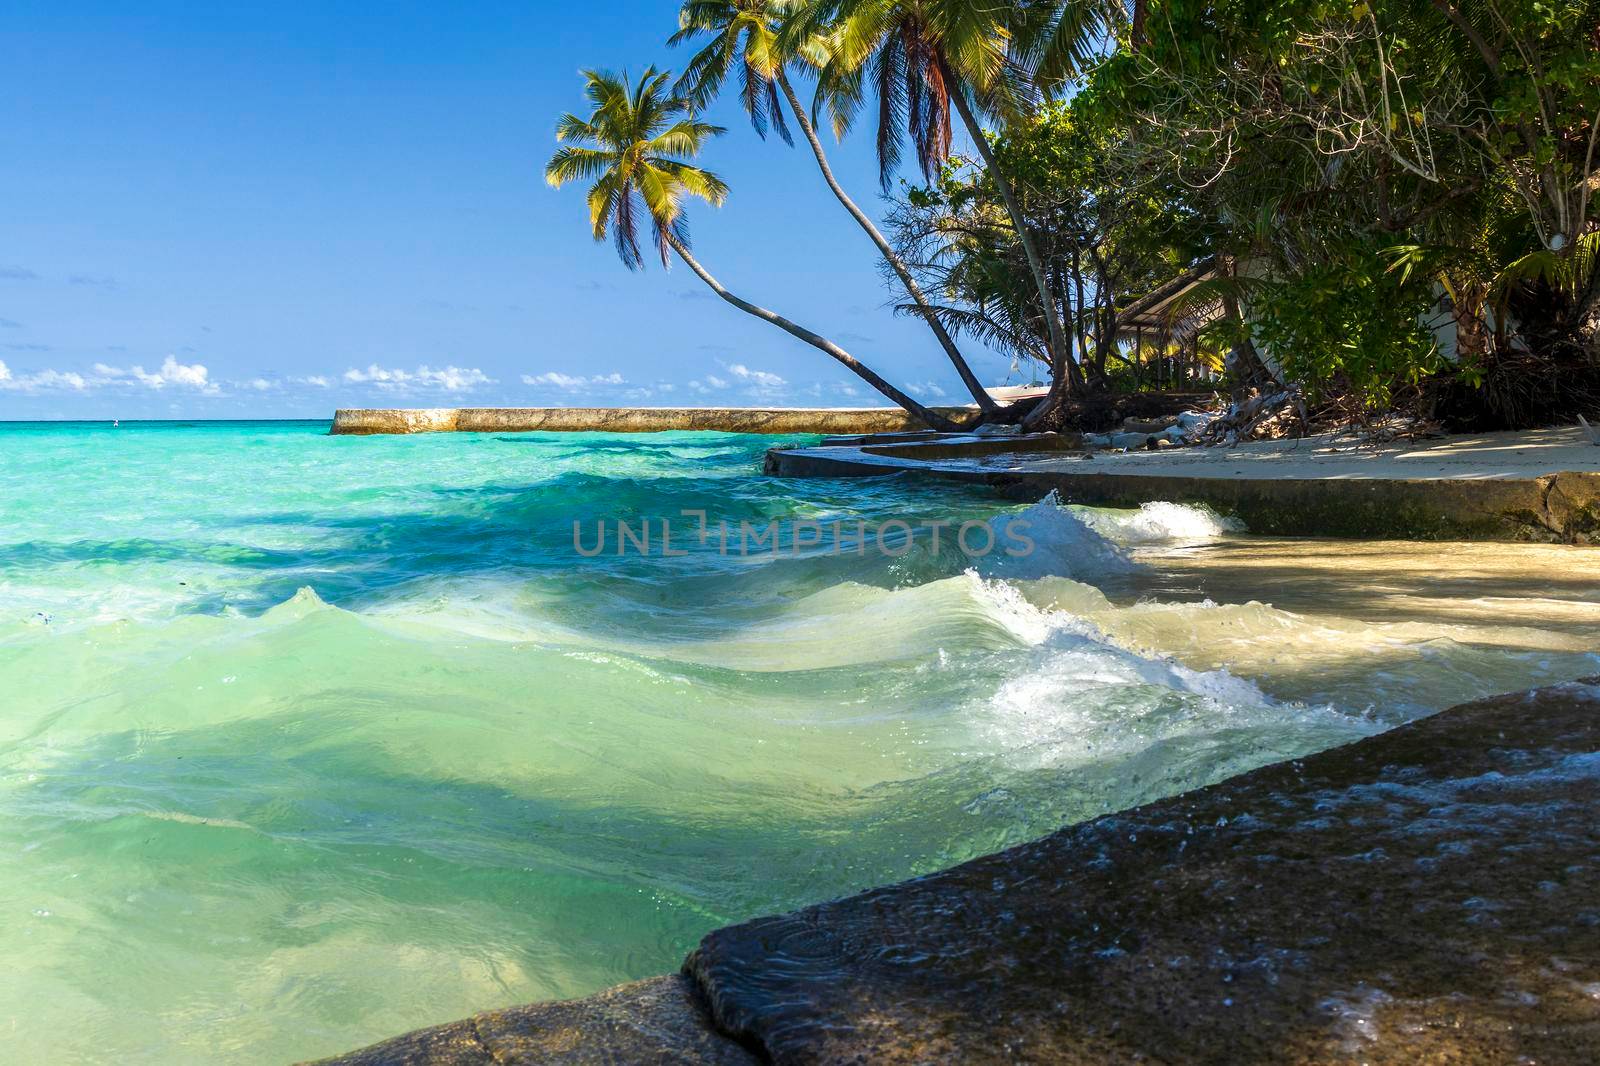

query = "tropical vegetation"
547;0;1600;432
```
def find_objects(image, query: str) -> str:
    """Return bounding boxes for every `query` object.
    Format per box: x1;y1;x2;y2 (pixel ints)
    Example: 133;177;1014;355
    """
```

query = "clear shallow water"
0;421;1596;1063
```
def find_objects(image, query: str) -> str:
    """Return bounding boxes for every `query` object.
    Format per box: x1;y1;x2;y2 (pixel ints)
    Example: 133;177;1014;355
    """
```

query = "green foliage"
1248;247;1444;407
1076;0;1600;408
548;0;1600;419
545;69;729;269
670;0;795;144
886;96;1207;382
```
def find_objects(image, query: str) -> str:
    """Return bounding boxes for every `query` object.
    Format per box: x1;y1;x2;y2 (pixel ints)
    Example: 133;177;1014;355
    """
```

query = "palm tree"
546;67;956;429
671;0;999;413
788;0;1075;417
1015;1;1138;88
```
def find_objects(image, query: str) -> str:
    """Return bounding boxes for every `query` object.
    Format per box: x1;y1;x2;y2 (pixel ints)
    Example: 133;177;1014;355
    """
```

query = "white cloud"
521;371;627;392
120;355;217;392
689;371;743;394
425;366;491;391
248;378;273;391
344;364;491;392
521;370;626;389
1;354;222;395
908;380;948;398
85;355;219;393
523;371;583;388
297;375;332;388
0;361;88;392
727;364;785;388
33;370;87;390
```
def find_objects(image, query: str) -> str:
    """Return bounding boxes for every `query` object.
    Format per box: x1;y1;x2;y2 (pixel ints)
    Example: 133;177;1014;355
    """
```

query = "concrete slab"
766;426;1600;542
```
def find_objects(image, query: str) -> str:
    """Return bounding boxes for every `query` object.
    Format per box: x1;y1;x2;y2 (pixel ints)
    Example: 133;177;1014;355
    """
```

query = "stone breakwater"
314;679;1600;1065
329;407;971;435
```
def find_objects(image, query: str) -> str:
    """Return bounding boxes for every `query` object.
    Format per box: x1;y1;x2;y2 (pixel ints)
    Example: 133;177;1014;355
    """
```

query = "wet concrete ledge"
312;679;1600;1065
329;407;970;436
765;428;1600;542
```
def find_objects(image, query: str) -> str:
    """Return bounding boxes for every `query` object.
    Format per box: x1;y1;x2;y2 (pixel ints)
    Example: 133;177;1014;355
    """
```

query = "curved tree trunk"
937;63;1076;428
662;230;959;431
775;72;998;414
1219;258;1278;390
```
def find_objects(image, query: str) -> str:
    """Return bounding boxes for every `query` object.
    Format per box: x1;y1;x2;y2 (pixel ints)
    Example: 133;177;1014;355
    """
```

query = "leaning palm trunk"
661;230;958;430
937;64;1076;426
774;72;997;414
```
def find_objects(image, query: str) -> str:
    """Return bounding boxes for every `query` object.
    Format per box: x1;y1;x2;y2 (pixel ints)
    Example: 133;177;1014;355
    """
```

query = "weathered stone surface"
687;680;1600;1064
331;409;463;435
765;434;1600;542
305;975;759;1066
329;407;971;436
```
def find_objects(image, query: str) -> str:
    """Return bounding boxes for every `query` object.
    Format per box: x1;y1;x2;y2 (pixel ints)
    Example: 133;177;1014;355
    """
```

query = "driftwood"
1194;387;1302;445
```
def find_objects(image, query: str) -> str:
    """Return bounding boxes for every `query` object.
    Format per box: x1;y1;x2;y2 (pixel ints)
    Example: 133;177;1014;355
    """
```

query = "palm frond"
554;112;600;145
658;159;731;206
613;183;645;270
546;66;729;270
545;145;615;188
1493;231;1600;304
1159;276;1260;331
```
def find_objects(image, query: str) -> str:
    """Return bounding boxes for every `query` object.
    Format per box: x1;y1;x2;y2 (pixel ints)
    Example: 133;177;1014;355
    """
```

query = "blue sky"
0;0;1015;419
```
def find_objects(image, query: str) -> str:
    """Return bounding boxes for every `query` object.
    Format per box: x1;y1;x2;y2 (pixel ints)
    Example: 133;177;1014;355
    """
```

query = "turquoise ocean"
2;420;1596;1062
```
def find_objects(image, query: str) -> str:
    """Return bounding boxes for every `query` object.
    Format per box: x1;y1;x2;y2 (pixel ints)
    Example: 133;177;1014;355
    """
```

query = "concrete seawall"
330;407;971;436
766;427;1600;542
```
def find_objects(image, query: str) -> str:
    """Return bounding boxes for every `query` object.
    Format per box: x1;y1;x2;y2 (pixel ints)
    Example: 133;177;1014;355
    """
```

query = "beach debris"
1083;409;1218;451
1193;388;1302;445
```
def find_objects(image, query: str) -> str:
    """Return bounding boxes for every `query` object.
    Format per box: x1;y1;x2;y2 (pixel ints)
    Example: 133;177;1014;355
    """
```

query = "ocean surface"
1;420;1597;1063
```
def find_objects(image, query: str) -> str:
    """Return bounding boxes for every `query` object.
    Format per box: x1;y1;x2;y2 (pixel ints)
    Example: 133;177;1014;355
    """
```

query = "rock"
304;975;758;1066
686;680;1600;1064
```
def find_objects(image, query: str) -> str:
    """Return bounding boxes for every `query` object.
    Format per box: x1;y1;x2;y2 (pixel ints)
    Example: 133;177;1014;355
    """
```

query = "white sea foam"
962;571;1367;768
973;493;1137;581
1081;501;1244;544
971;574;1274;702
